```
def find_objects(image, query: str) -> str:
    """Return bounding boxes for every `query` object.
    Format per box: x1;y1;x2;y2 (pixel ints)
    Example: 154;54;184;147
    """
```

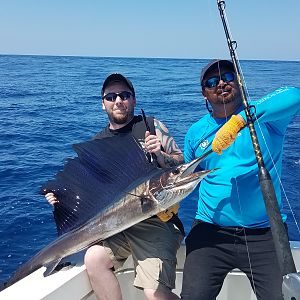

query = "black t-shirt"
93;115;185;234
93;115;155;140
93;115;156;163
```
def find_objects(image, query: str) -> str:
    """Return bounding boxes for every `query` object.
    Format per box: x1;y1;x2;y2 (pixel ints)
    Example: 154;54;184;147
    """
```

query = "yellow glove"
212;115;246;155
157;203;179;222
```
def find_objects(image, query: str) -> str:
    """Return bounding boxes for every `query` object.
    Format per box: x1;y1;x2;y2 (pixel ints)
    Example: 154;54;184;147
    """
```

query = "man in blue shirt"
180;59;300;300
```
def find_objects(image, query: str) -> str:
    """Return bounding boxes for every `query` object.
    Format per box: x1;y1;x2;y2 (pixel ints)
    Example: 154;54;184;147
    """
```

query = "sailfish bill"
3;135;214;288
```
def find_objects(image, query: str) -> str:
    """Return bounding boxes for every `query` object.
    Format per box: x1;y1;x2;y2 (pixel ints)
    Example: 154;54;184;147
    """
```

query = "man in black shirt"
46;73;184;300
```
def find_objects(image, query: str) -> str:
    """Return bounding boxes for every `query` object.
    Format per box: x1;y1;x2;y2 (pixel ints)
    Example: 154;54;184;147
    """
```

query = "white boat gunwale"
1;241;300;300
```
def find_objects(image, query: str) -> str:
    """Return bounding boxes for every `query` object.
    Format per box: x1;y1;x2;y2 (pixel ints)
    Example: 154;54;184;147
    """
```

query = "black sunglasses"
102;91;133;102
202;72;235;88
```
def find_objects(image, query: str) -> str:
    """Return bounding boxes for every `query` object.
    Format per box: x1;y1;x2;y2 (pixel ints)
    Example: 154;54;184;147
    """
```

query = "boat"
1;241;300;300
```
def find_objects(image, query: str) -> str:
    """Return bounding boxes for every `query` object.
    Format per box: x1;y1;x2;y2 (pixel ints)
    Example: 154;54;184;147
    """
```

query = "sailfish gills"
4;134;214;288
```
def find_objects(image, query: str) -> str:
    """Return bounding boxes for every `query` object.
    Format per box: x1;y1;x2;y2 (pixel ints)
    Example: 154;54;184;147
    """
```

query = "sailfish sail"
42;134;159;236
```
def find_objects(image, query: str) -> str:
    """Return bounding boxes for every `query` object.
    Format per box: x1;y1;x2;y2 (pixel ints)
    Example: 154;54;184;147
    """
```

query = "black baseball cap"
200;59;234;86
101;73;135;97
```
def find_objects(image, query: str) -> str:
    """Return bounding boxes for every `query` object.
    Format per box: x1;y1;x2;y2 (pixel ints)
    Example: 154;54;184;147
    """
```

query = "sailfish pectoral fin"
140;196;156;214
125;192;156;214
43;258;63;277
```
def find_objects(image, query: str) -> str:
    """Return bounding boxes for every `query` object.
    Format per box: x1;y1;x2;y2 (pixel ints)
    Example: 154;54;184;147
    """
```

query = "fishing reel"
282;272;300;299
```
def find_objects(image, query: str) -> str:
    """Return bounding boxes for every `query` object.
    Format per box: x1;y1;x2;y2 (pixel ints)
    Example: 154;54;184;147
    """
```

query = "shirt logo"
199;139;209;150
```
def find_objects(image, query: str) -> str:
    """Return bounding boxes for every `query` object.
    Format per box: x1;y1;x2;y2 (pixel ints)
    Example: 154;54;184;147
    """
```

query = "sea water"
0;55;299;282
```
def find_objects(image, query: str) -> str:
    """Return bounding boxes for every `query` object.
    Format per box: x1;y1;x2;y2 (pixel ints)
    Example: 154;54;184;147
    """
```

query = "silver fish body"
6;151;213;288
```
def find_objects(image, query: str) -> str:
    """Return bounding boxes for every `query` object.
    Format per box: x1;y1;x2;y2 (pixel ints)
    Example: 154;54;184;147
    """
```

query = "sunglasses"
102;91;133;102
202;72;235;88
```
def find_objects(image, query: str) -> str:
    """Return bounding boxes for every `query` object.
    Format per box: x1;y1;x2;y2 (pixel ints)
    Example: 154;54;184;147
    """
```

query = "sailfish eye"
172;168;180;175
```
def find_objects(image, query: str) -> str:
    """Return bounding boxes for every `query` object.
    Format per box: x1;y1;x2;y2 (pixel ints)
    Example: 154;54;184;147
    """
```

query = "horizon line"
1;53;299;63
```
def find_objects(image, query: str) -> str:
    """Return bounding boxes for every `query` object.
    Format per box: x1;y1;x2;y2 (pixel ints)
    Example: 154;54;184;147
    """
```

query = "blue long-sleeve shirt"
184;87;300;228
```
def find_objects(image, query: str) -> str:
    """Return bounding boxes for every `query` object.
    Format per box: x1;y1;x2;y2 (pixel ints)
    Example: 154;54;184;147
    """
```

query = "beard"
217;86;241;104
218;93;235;104
112;113;129;124
109;109;134;125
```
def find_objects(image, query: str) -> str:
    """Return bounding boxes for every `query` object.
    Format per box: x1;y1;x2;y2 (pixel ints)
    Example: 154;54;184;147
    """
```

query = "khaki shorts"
101;217;183;291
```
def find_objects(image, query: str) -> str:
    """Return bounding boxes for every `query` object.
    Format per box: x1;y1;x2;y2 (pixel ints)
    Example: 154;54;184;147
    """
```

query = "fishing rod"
216;0;296;277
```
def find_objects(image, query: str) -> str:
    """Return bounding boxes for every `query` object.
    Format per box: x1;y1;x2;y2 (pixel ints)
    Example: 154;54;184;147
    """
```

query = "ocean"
0;55;299;283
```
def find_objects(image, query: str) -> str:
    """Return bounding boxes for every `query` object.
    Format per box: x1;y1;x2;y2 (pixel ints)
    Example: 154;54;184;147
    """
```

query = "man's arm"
144;119;183;168
241;87;300;125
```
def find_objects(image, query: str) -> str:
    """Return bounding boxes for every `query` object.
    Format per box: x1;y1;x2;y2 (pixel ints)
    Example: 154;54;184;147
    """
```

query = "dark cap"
101;73;135;97
200;59;234;86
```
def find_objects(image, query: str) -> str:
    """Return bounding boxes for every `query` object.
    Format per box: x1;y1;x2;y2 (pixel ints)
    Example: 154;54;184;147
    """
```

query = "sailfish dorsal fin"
42;134;158;236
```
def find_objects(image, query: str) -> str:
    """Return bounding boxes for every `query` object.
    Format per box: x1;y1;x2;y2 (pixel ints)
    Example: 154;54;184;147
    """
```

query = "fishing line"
220;5;253;112
234;177;257;297
232;182;257;293
216;0;297;279
217;6;255;276
212;14;258;287
220;3;300;238
215;62;229;122
251;117;300;237
243;228;258;296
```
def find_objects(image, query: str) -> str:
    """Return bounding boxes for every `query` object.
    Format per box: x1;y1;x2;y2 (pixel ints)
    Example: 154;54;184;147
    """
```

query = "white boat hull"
1;241;300;300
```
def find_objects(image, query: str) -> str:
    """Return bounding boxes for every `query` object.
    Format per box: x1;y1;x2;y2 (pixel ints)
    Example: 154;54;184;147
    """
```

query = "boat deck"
1;242;300;300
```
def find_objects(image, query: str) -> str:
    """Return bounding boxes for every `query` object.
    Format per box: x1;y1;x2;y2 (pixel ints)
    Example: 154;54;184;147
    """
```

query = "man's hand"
145;119;183;168
157;203;179;222
45;192;59;206
144;131;162;157
212;115;246;155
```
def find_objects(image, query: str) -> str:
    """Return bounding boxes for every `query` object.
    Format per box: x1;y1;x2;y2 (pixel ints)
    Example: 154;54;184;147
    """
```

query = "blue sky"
0;0;299;61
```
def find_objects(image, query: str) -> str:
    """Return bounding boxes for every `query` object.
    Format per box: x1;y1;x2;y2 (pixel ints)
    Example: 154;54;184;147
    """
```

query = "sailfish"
3;134;214;288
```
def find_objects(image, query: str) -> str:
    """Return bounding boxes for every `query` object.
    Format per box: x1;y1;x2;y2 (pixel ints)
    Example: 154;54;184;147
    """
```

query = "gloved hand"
212;115;246;155
157;203;179;222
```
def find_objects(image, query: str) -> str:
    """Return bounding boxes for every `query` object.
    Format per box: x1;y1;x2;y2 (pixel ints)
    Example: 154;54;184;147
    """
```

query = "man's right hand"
45;192;59;206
